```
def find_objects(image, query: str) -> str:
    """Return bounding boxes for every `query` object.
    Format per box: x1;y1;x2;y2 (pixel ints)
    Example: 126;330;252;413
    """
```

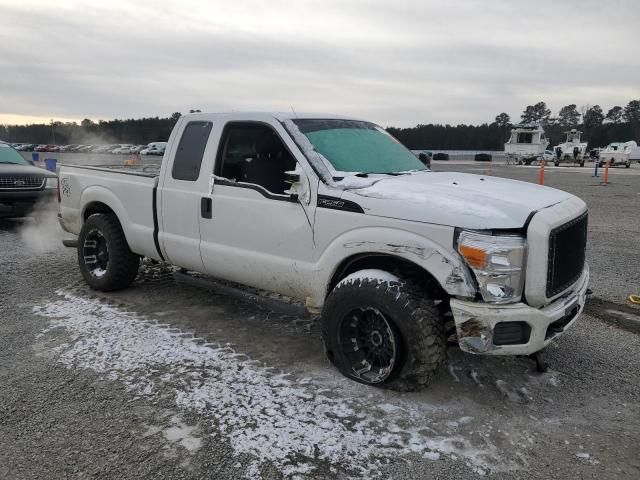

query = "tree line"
1;103;639;150
0;112;186;145
388;100;640;150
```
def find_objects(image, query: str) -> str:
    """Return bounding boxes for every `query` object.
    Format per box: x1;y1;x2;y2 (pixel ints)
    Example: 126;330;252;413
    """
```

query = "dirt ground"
1;161;639;479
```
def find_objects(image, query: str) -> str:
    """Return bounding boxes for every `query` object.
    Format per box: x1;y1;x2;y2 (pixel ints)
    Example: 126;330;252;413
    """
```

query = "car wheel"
625;161;630;168
322;270;445;391
78;213;140;291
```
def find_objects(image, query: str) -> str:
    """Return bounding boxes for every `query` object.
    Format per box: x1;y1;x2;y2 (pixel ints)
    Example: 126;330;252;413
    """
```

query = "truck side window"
216;122;296;195
172;121;213;181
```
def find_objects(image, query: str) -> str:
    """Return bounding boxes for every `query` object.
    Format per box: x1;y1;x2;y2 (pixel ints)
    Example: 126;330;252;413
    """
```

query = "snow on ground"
34;291;525;478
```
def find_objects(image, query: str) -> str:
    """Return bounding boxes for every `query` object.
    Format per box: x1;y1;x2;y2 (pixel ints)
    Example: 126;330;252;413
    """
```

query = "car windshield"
291;119;425;174
0;144;30;165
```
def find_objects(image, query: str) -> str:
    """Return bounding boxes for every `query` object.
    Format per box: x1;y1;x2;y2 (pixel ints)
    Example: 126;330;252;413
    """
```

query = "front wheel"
322;270;446;391
78;213;140;291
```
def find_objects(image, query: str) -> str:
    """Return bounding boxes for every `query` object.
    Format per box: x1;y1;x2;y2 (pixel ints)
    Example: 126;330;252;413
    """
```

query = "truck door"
158;120;213;272
198;120;318;299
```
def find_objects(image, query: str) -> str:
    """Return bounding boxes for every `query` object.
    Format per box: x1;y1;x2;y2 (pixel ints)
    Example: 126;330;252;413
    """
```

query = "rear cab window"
172;121;213;181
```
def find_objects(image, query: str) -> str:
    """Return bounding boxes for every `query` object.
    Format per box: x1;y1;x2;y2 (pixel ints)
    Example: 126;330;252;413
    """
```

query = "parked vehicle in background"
35;144;57;152
504;123;549;165
58;111;589;390
111;144;136;154
0;142;57;218
59;144;79;152
474;153;492;162
598;141;636;168
131;145;146;153
111;146;127;154
542;150;555;162
551;129;588;167
91;145;113;154
432;152;449;160
140;141;167;155
416;151;432;169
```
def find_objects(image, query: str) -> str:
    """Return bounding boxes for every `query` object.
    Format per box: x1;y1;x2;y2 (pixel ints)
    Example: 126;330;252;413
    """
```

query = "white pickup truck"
58;112;589;390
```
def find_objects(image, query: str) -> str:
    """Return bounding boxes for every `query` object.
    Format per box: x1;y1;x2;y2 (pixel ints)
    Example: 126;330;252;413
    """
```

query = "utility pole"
50;120;57;144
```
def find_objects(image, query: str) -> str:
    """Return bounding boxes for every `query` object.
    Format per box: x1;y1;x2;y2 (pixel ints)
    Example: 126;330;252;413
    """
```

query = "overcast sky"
1;0;639;127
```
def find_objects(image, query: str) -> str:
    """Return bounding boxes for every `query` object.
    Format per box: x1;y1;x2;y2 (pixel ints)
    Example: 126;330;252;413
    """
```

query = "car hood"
0;163;56;177
340;172;573;229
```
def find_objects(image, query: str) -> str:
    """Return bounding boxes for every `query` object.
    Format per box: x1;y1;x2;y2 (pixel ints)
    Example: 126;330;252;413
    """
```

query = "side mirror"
28;160;35;166
284;167;310;205
285;171;300;184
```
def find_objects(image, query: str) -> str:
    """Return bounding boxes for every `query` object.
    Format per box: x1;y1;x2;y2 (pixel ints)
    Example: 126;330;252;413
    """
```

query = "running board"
173;270;310;318
62;239;78;248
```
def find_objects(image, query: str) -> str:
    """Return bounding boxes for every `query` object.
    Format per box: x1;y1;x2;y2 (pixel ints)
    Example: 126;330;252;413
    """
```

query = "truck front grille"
546;212;587;297
0;175;45;190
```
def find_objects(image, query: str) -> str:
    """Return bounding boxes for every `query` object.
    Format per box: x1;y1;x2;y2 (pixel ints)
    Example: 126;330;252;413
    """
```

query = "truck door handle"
201;197;212;219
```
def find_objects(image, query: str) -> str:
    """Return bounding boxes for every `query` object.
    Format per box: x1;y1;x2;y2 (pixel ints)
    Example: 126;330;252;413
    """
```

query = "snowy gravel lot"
1;162;639;479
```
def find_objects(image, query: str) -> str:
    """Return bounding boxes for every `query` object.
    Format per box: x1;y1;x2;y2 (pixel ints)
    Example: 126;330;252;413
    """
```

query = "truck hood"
341;172;573;229
0;163;56;177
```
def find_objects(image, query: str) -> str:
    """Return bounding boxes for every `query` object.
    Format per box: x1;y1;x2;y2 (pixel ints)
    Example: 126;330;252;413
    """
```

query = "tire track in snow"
34;291;524;477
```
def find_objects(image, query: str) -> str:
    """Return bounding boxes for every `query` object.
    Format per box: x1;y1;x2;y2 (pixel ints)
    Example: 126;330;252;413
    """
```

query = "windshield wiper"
333;171;419;182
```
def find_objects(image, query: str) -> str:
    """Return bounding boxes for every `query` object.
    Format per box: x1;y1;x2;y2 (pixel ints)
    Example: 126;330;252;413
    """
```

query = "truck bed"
58;163;162;260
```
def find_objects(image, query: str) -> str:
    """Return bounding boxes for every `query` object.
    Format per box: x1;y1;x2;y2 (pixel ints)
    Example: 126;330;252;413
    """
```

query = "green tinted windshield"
292;119;425;174
0;145;30;165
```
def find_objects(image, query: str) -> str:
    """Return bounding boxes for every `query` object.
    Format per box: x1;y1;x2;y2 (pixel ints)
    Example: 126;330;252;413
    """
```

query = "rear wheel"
78;213;140;291
322;270;446;391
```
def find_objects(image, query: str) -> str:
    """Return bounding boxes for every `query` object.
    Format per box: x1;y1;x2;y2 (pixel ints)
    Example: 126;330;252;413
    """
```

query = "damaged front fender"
339;238;476;299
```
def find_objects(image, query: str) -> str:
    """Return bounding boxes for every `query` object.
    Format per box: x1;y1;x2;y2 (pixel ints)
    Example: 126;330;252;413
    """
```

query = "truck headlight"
45;177;58;189
457;231;526;304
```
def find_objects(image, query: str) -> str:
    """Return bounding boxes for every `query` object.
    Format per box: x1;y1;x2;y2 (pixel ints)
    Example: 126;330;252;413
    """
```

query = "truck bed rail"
60;163;160;178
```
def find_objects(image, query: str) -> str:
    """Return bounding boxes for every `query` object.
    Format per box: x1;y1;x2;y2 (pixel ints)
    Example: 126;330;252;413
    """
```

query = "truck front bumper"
450;265;589;355
0;189;56;217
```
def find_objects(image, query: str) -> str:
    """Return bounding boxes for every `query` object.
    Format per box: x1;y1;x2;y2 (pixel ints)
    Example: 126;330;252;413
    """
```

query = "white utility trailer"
551;129;588;167
504;123;549;165
598;141;636;168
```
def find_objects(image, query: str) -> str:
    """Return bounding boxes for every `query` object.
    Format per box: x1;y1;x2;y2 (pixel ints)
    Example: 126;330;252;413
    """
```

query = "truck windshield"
0;145;30;165
291;119;425;174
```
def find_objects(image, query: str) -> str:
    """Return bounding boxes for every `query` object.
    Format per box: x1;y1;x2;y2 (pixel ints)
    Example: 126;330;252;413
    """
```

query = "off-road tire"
78;213;140;291
322;274;446;391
